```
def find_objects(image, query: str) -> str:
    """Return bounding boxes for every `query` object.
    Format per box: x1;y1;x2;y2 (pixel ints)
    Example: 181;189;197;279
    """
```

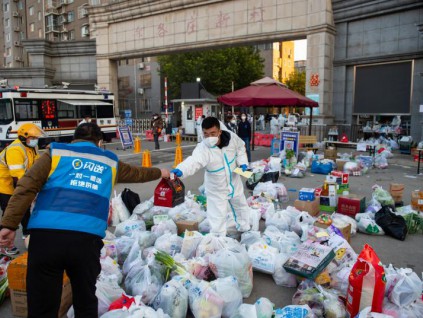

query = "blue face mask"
27;139;39;148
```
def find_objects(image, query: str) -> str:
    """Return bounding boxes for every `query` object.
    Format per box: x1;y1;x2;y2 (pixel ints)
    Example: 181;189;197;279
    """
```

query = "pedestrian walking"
270;115;279;135
225;115;237;134
0;123;170;318
170;117;250;236
237;113;252;163
151;113;163;150
0;123;45;255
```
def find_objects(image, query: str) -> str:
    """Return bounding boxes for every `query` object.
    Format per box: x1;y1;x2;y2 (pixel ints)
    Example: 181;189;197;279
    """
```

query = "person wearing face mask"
0;123;170;317
151;113;163;150
170;117;250;236
237;113;252;163
225;115;237;134
0;123;45;255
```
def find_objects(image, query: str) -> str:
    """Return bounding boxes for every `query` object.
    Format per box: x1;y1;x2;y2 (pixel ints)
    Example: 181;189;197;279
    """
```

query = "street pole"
164;77;168;124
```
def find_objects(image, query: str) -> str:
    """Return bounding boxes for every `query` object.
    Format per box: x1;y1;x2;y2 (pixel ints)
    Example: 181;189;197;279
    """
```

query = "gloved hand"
170;169;183;177
240;164;248;172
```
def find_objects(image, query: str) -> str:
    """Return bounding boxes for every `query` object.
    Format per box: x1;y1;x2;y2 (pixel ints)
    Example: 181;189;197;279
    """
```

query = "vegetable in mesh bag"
255;297;274;318
372;185;395;206
152;278;188;318
402;212;423;234
209;244;253;298
210;276;242;318
292;280;325;317
189;280;224;318
154;232;183;255
124;262;164;305
272;253;297;287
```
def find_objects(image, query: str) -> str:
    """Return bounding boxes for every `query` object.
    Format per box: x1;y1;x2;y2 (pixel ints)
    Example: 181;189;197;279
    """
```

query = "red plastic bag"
108;293;135;311
346;244;386;317
340;133;349;142
154;177;185;207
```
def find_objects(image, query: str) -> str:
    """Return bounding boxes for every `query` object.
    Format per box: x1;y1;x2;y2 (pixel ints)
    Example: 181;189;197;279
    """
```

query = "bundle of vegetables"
0;255;11;305
154;250;187;281
403;213;423;234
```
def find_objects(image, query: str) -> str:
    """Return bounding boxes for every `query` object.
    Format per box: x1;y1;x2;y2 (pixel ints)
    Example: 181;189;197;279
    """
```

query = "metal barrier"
298;124;362;142
117;119;152;134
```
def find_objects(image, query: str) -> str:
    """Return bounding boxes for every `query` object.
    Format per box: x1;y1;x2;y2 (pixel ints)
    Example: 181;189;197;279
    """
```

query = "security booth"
171;82;221;135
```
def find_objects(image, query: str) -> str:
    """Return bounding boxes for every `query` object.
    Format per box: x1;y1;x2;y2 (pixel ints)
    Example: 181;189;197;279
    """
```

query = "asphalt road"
1;139;422;317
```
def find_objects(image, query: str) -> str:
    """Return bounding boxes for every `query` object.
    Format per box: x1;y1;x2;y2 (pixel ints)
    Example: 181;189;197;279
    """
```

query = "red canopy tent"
217;77;319;149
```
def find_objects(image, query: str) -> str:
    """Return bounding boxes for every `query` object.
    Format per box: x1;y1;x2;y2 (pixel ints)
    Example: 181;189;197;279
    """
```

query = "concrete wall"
333;1;423;140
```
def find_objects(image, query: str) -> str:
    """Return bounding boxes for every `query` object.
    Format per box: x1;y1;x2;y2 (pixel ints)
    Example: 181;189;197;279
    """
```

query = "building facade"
257;41;295;84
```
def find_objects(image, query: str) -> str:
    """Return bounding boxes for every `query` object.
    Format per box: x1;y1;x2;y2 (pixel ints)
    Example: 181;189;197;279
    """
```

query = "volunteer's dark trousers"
153;133;160;149
0;193;31;236
27;230;103;318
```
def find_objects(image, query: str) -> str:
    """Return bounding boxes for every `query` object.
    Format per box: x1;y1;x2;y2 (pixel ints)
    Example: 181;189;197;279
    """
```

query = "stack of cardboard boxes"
294;188;320;216
7;253;72;317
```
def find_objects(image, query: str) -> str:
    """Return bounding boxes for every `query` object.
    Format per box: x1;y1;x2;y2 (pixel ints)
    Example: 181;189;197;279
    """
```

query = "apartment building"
1;0;98;68
257;41;295;84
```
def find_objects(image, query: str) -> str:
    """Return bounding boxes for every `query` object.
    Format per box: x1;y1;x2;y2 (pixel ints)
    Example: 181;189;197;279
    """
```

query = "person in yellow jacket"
0;123;45;255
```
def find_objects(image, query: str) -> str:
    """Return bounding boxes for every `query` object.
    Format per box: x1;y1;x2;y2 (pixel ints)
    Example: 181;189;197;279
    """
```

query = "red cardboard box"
337;194;366;217
331;171;349;184
294;199;320;217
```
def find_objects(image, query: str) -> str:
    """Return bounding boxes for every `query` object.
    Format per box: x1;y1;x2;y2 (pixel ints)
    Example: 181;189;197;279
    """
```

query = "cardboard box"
411;190;423;212
331;171;349;184
390;183;404;203
336;159;348;172
324;148;337;160
11;281;72;317
337;194;366;217
337;184;350;195
299;188;315;201
176;220;199;235
314;222;351;242
7;253;69;291
294;199;320;217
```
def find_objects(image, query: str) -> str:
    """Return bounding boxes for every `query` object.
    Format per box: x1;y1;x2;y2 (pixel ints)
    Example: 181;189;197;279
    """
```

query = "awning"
58;100;113;106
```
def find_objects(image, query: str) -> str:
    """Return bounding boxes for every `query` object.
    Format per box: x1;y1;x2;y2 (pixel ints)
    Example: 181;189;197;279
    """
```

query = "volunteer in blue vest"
0;123;170;318
171;117;251;236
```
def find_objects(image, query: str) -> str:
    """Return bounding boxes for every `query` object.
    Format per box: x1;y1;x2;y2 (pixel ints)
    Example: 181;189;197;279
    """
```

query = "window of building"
30;23;35;32
69;30;75;40
4;3;9;12
81;25;89;37
139;74;152;88
6;48;11;56
18;2;23;10
6;34;10;42
20;32;25;40
67;11;74;22
29;6;34;15
38;29;43;38
5;18;9;27
78;5;88;19
89;0;101;5
38;11;42;21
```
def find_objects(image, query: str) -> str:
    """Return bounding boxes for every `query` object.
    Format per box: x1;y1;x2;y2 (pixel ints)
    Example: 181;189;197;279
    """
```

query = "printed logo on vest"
72;159;83;169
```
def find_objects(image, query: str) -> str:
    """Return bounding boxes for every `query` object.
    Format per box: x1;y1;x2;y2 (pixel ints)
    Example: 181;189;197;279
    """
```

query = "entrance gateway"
88;0;335;123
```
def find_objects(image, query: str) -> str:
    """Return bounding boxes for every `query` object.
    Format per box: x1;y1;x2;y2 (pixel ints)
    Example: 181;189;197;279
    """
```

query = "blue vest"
28;142;118;238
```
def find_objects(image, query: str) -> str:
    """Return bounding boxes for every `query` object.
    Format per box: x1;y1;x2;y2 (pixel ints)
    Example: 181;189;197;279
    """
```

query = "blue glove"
170;169;183;177
240;164;248;172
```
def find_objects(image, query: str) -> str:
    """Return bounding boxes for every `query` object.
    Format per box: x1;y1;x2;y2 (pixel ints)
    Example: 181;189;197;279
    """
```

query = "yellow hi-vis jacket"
0;139;39;195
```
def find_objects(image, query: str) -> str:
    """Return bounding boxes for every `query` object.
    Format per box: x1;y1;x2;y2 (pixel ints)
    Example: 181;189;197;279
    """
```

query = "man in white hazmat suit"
170;117;250;236
277;114;286;132
270;116;279;135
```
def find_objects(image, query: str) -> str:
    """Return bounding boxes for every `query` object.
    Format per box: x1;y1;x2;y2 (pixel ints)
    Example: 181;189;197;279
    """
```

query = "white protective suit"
196;116;203;142
270;116;279;135
277;114;285;131
176;127;250;236
259;115;265;131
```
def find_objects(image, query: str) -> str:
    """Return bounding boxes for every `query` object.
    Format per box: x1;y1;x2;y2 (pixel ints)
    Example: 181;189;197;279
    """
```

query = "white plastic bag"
332;213;357;236
151;219;177;237
189;280;224;318
262;226;301;255
249;208;261;231
100;256;123;284
265;210;291;232
209;245;253;298
138;231;157;250
96;279;125;316
114;219;146;237
115;235;136;265
247;242;278;274
356;213;385;235
152;279;188;318
154;232;183;255
133;200;154;216
291;211;316;241
240;231;263;249
272;253;297;287
230;304;258;318
255;297;274;318
274;305;315;318
181;231;203;259
389;268;422;307
198;218;210;233
112;191;131;224
210;276;243;318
